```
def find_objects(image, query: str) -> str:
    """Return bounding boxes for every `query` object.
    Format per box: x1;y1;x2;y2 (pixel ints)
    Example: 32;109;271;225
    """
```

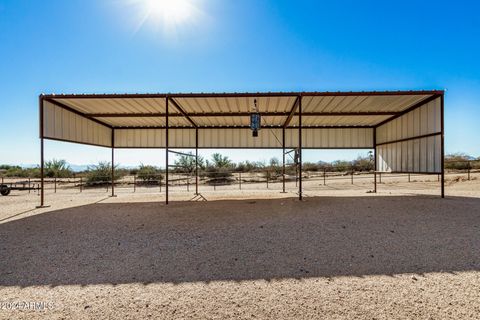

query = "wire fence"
1;165;478;196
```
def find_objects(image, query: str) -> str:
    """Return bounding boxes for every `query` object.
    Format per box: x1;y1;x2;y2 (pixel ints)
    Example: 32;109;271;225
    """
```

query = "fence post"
239;172;242;190
379;172;382;184
295;169;298;187
80;177;83;192
266;171;269;189
323;168;326;186
159;175;162;193
54;177;57;193
28;178;31;193
133;175;136;192
468;164;471;181
408;174;411;183
214;177;216;191
187;178;190;192
351;169;354;184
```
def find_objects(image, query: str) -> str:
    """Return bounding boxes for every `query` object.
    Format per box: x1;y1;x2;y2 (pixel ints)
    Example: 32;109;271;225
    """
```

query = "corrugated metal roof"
45;91;442;128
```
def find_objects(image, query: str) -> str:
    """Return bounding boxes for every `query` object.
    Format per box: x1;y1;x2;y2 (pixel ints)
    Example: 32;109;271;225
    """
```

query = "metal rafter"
112;125;374;130
283;96;300;128
168;97;197;128
85;111;398;118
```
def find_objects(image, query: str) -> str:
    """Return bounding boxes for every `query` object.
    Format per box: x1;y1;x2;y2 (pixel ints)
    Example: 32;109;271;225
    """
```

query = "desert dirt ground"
1;172;480;319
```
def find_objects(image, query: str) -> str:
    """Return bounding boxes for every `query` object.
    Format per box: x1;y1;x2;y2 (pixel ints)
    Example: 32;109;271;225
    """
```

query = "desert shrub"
205;167;234;184
137;164;163;184
303;162;320;172
173;153;204;173
445;153;476;170
0;165;40;178
235;160;265;172
45;159;72;178
267;157;282;177
203;153;235;184
85;162;123;186
330;160;351;172
352;154;374;171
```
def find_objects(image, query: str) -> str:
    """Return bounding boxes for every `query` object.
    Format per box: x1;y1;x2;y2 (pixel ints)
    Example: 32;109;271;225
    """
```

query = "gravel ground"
0;177;479;319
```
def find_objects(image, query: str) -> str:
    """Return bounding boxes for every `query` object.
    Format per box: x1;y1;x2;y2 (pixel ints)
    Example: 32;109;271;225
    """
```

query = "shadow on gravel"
1;195;479;287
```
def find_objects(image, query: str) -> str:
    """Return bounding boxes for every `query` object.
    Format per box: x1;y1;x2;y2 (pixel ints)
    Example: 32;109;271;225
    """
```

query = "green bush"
203;153;235;184
137;164;163;184
45;159;72;178
205;167;234;184
445;153;476;170
173;153;204;173
0;165;40;178
85;162;122;186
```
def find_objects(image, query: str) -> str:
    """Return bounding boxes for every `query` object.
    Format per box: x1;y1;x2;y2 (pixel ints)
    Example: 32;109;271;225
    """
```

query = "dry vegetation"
1;173;480;319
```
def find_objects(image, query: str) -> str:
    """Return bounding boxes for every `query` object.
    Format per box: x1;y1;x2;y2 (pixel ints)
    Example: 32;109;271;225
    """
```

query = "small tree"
86;162;122;186
211;153;232;168
45;159;72;178
268;157;282;176
205;153;234;184
352;155;374;172
174;153;204;173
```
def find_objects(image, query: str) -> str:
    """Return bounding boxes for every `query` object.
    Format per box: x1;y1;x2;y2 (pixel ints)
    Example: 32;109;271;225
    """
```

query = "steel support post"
39;96;45;207
111;130;115;197
373;129;377;193
441;94;445;198
166;97;169;205
298;95;302;201
195;128;199;195
282;127;286;193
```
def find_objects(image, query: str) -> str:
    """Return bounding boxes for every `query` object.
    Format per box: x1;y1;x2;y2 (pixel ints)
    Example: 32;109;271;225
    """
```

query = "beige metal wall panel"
114;129;196;148
43;101;112;147
284;128;373;148
192;116;250;127
168;129;196;147
376;97;441;144
376;135;441;173
375;97;441;173
198;128;283;148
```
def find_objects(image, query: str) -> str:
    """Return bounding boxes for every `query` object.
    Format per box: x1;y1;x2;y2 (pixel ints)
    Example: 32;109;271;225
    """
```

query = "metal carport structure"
38;90;445;206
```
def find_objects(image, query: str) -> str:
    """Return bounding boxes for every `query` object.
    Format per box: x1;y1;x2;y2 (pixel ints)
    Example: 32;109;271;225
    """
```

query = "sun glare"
129;0;201;36
145;0;194;24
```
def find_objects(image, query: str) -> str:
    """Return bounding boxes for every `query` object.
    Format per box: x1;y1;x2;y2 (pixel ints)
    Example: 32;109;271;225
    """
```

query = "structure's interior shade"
375;97;442;173
43;100;112;147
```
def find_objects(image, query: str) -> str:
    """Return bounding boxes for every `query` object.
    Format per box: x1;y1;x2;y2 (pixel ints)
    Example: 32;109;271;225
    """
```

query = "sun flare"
129;0;201;36
144;0;194;25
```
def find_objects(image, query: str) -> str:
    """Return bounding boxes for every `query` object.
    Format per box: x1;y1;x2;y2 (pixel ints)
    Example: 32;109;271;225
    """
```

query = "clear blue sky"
0;0;479;167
